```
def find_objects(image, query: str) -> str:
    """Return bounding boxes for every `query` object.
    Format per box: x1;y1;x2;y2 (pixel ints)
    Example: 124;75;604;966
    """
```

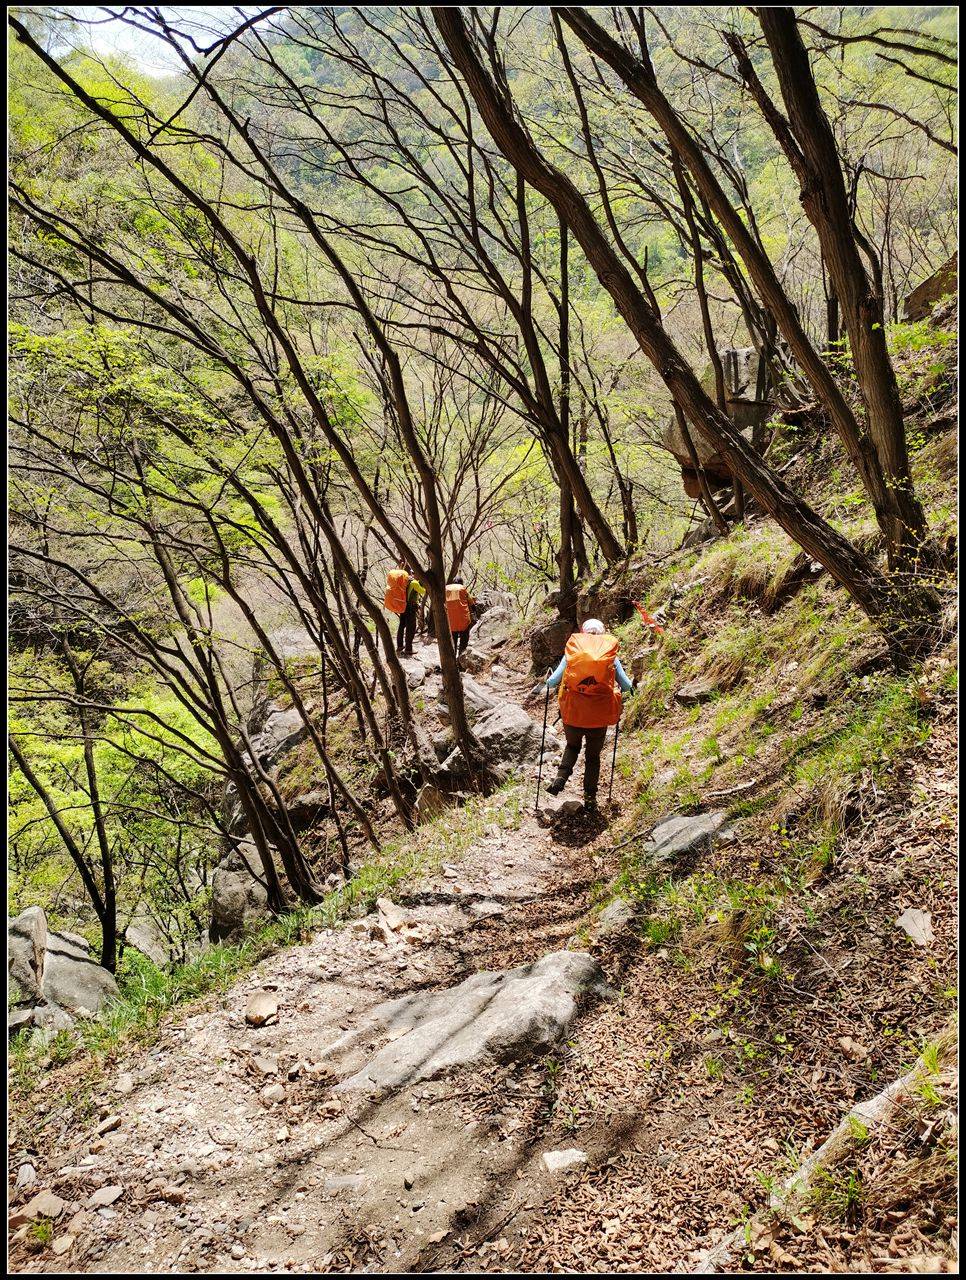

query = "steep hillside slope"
8;328;958;1274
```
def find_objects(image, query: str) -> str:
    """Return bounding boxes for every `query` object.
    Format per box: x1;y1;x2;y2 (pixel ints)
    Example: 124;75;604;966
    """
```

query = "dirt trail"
10;640;623;1274
9;636;959;1275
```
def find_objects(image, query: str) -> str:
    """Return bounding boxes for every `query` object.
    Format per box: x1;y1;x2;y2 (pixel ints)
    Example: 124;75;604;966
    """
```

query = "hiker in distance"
445;576;475;658
384;565;426;658
535;618;634;814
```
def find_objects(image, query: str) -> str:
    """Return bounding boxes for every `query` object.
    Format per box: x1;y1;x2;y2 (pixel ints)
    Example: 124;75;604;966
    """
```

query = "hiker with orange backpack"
384;566;426;657
535;618;634;814
444;576;474;657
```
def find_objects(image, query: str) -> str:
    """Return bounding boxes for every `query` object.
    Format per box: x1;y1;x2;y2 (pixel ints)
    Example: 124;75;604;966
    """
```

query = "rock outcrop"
248;706;307;769
904;254;957;322
332;950;609;1091
434;675;496;725
8;906;119;1041
530;616;574;674
209;839;273;942
473;605;512;647
441;703;556;780
663;347;775;497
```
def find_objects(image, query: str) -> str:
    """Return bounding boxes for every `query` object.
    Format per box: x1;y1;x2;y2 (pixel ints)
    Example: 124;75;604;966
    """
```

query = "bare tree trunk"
432;8;939;659
755;8;930;572
556;8;917;566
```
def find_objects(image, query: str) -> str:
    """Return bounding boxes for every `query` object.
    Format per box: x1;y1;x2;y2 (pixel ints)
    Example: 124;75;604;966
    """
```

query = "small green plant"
560;1102;581;1133
753;1168;778;1196
29;1218;54;1246
643;916;679;946
846;1115;870;1145
811;1165;865;1224
542;1055;562;1104
704;1053;723;1080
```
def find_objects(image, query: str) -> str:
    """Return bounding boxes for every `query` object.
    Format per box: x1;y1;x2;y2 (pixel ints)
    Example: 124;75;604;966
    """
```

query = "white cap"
581;618;605;634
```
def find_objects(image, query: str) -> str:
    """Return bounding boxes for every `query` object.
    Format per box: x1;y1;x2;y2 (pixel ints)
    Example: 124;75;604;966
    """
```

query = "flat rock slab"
896;907;934;946
542;1148;588;1172
645;811;728;863
333;951;609;1092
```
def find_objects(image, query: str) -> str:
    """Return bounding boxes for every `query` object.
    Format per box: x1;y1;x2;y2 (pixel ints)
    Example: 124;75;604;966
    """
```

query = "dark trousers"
453;627;470;656
396;601;417;654
557;723;607;799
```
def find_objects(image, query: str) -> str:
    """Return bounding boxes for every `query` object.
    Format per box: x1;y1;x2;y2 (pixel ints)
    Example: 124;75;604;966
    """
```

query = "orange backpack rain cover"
445;584;471;631
558;632;622;728
384;569;410;614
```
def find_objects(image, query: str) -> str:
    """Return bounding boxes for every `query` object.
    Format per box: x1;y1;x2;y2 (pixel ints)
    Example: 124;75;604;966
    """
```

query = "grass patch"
778;672;932;829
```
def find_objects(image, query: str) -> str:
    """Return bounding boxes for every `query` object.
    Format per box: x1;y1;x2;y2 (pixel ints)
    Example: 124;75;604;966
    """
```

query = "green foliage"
810;1165;866;1224
8;646;219;951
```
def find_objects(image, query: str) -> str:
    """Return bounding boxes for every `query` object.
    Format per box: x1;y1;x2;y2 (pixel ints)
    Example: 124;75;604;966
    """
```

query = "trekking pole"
534;670;551;814
608;715;620;806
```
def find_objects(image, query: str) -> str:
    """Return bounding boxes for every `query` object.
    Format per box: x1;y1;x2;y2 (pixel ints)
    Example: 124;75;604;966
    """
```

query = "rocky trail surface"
8;634;638;1273
8;626;958;1275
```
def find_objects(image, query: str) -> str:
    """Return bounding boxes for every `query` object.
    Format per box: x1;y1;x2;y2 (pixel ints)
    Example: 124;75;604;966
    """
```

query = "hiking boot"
583;796;599;815
546;776;567;796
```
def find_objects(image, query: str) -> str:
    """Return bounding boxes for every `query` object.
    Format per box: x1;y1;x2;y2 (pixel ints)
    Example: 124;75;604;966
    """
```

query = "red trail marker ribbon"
633;601;665;635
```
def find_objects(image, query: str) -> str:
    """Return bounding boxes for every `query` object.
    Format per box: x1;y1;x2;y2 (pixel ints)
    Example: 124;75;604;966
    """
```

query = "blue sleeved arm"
546;657;567;689
614;658;634;694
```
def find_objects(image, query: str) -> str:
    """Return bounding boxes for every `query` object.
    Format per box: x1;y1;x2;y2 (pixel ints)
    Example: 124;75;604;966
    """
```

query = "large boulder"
904;254;957;322
125;918;171;968
434;675;496;726
458;646;487;675
248;706;307;769
8;906;119;1039
8;906;46;1004
210;838;272;942
645;811;729;865
282;788;330;832
530;616;574;674
440;702;558;781
333;950;609;1091
474;703;546;764
473;606;513;648
41;932;120;1016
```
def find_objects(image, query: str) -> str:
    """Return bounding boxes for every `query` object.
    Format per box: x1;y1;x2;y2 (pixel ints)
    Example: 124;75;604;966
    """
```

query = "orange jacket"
384;569;410;614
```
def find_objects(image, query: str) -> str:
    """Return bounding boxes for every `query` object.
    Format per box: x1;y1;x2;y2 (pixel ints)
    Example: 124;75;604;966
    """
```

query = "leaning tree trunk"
755;7;930;573
432;8;940;661
556;8;919;569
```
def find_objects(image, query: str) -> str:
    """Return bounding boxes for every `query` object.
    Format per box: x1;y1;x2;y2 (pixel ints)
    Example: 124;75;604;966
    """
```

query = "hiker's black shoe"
546;777;566;796
583;798;599;815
